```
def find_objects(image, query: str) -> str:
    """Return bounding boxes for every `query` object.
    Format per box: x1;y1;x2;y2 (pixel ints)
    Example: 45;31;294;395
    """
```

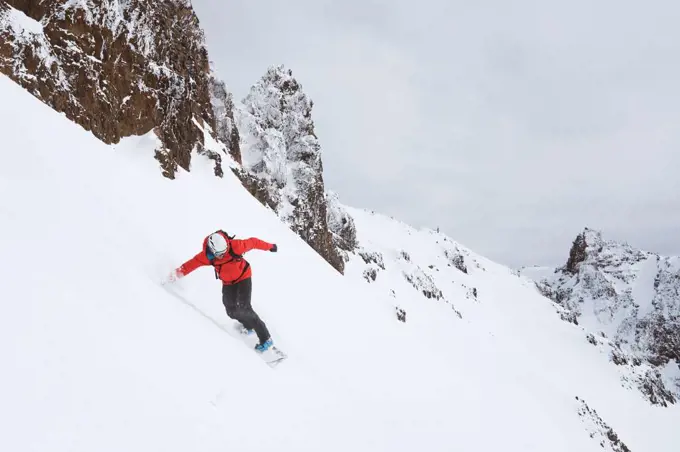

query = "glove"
161;269;181;285
270;244;278;253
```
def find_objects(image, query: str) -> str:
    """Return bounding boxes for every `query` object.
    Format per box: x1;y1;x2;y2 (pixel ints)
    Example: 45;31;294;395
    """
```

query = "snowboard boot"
255;338;273;353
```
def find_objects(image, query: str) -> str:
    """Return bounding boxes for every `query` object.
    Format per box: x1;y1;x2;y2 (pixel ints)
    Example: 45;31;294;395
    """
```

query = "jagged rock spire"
236;65;344;273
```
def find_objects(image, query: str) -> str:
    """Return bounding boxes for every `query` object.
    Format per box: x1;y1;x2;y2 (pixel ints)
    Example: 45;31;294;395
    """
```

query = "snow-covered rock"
0;0;220;178
209;68;240;165
576;396;631;452
236;65;343;273
522;228;680;405
343;207;482;323
325;190;357;254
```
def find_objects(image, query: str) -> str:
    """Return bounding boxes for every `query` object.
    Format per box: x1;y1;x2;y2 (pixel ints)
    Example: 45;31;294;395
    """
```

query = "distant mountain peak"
524;228;680;405
563;227;651;275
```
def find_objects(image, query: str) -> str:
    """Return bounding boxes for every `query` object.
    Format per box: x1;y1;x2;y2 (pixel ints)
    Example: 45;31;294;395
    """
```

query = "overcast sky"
192;0;680;268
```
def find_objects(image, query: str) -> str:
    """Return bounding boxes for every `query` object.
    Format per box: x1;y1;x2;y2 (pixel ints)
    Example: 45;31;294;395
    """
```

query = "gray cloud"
193;0;680;267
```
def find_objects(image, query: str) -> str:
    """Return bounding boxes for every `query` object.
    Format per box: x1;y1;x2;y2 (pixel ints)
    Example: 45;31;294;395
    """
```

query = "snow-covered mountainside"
0;0;220;178
235;65;343;273
0;1;344;273
521;228;680;406
4;73;680;451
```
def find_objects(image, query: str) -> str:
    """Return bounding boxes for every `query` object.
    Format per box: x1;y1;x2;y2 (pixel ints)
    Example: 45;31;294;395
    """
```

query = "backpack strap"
209;230;249;283
224;261;250;285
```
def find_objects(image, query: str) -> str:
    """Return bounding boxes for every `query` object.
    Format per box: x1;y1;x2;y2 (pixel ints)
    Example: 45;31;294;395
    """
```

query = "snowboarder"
164;230;278;352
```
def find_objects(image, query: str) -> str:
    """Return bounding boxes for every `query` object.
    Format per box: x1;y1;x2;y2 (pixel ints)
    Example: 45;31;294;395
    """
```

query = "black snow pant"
222;277;270;345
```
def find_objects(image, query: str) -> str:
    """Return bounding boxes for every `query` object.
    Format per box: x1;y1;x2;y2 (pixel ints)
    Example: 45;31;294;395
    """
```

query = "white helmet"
207;232;228;258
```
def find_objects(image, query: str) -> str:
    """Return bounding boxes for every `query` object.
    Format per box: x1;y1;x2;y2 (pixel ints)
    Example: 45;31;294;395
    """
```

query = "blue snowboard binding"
255;338;273;353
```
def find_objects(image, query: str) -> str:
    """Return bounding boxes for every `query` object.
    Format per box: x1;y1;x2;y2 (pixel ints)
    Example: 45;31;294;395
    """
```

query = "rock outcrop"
326;191;357;254
235;65;344;273
575;396;631;452
0;0;219;178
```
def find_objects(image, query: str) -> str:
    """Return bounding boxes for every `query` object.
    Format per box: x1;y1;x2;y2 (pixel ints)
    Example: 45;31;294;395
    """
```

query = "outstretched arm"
177;251;211;277
231;237;275;255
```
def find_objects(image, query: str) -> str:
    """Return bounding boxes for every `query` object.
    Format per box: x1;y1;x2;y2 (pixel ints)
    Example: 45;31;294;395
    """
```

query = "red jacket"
177;233;274;285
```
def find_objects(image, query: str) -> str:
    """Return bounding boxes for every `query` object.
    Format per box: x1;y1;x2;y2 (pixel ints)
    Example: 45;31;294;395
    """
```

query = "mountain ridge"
521;227;680;405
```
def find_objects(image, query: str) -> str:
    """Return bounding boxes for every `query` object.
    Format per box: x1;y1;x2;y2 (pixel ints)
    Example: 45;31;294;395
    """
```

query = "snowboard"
232;324;288;368
161;285;287;368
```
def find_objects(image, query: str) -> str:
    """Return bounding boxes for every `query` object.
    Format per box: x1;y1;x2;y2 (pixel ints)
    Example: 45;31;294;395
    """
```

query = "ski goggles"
207;247;227;260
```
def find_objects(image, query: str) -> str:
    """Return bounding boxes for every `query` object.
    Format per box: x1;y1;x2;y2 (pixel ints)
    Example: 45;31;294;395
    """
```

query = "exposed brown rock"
0;0;218;178
231;167;278;211
289;169;345;273
565;230;589;274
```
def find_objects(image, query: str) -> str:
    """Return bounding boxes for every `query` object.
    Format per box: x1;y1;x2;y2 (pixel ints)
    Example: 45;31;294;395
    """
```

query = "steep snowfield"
518;265;557;282
1;74;679;451
342;207;680;451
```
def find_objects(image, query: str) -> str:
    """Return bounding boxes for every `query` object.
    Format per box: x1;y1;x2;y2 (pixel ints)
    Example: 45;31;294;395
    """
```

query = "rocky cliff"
0;0;221;178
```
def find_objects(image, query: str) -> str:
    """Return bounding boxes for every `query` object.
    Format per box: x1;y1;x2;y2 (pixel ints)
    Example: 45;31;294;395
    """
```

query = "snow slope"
341;207;680;451
1;74;679;451
518;265;557;282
